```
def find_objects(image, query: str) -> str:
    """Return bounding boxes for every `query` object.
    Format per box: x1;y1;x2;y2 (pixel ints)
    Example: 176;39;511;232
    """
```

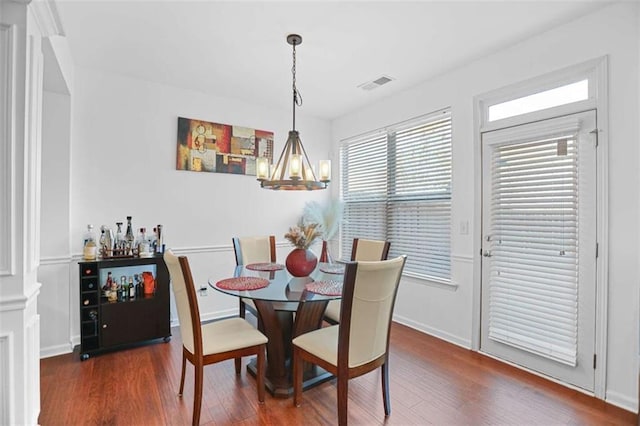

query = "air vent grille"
358;75;394;91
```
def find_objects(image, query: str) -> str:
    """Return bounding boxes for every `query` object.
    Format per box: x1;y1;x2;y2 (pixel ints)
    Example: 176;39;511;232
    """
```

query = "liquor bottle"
128;276;135;299
83;225;97;260
135;274;142;297
120;276;127;301
115;222;124;254
137;228;151;257
155;224;164;254
125;216;135;255
150;227;158;254
104;271;113;290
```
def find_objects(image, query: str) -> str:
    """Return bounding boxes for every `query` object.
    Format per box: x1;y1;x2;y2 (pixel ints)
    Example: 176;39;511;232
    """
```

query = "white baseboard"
170;309;237;328
40;342;73;359
201;309;237;323
605;389;638;414
392;314;472;349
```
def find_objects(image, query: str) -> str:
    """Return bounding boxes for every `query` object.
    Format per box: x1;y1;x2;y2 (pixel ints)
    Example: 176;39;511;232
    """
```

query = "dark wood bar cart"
78;255;171;360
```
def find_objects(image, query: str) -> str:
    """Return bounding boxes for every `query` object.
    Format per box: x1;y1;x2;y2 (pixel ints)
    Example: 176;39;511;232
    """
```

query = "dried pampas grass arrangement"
302;199;344;241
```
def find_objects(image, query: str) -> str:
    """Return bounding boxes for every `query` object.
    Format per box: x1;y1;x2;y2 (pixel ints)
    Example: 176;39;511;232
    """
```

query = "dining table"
209;261;346;398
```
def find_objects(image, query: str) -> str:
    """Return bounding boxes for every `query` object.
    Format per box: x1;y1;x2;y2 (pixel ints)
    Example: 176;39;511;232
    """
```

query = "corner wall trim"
0;24;16;277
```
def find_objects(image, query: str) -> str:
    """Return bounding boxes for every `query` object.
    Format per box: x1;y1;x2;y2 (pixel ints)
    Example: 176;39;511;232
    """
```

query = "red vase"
286;248;318;277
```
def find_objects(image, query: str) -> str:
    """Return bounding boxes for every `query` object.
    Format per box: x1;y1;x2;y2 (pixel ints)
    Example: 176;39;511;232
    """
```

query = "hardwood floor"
40;322;636;425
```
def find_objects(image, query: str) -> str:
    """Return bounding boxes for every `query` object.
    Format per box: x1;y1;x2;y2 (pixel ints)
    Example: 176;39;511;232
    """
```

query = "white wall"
38;91;73;357
332;2;639;413
36;66;332;352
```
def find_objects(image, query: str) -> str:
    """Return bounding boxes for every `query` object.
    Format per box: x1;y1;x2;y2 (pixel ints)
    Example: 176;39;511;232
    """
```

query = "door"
480;111;596;391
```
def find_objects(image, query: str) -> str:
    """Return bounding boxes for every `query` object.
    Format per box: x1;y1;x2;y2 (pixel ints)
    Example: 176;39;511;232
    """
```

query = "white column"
0;1;62;424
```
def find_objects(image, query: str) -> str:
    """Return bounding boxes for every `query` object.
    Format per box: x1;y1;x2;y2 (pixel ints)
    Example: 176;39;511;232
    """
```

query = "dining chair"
323;238;391;325
164;250;268;426
292;256;407;426
232;235;276;319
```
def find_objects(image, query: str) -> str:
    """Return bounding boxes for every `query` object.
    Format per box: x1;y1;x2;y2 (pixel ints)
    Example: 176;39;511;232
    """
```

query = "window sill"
402;271;458;291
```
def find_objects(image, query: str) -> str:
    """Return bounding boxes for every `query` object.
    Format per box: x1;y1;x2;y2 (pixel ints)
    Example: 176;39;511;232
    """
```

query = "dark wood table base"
246;359;334;398
252;297;331;397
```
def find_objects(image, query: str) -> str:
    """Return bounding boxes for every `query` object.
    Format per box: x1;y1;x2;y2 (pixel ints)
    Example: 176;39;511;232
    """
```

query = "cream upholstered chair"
293;256;407;426
232;236;276;318
164;250;268;426
323;238;391;325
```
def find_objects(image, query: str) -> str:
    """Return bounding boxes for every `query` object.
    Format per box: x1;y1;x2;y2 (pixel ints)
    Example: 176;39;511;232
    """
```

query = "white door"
480;111;597;391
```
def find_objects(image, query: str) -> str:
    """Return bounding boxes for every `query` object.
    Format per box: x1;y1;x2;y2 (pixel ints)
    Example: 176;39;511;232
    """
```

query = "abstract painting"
176;117;274;176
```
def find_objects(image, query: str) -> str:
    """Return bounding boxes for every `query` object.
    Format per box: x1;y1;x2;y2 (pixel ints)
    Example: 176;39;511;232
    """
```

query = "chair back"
339;256;406;368
351;238;390;261
233;236;276;265
164;250;202;355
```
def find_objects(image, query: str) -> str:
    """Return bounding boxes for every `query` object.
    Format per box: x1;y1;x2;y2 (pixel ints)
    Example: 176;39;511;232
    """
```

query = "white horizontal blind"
388;116;451;278
341;111;451;280
340;132;388;258
488;133;579;366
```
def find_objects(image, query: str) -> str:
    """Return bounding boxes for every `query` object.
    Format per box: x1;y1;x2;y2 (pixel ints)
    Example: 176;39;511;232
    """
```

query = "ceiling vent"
358;75;394;91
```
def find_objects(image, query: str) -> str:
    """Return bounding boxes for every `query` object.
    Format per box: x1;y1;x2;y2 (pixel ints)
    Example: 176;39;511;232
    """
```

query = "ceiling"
54;1;609;120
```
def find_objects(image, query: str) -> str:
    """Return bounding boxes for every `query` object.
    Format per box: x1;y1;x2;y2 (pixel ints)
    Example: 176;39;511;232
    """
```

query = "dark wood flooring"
39;322;636;425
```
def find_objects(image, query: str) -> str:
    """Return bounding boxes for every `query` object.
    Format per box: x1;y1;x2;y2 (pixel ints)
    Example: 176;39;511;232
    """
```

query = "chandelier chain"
292;42;303;107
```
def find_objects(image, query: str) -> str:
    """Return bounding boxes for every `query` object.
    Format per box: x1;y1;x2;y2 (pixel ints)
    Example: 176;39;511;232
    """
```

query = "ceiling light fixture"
256;34;330;190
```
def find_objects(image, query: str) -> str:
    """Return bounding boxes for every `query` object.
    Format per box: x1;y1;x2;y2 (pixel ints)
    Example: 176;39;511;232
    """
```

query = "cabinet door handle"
102;324;107;329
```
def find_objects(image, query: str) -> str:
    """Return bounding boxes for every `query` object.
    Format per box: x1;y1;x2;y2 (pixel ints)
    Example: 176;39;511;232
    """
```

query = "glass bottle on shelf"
137;227;151;257
155;224;164;254
125;216;135;255
119;276;127;301
115;222;124;255
135;274;142;297
150;227;158;254
128;276;135;299
83;224;97;260
104;271;113;290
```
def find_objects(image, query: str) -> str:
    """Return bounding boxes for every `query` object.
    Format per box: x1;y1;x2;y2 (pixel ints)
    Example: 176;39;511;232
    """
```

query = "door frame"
472;56;609;398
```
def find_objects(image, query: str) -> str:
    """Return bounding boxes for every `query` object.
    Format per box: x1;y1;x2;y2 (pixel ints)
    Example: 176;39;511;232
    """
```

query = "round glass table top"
208;263;344;304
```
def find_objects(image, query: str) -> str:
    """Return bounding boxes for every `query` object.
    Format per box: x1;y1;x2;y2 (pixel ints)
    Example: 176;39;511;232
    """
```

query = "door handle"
482;250;492;258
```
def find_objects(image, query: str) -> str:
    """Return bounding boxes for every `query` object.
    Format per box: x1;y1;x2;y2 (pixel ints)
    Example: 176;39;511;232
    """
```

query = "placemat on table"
319;263;345;274
216;277;269;291
305;280;343;296
246;262;285;271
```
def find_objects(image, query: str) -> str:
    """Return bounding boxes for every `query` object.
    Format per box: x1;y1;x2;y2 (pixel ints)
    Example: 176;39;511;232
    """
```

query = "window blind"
487;134;579;366
341;111;452;280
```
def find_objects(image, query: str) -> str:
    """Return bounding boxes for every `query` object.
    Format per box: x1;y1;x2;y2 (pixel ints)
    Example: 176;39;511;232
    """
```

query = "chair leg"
382;362;391;416
192;361;203;426
179;352;187;396
257;345;266;403
292;347;303;407
239;299;246;319
337;375;348;426
234;357;242;375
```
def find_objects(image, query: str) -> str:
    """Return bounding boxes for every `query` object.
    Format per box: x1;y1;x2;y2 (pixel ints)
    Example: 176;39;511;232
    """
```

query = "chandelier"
256;34;330;190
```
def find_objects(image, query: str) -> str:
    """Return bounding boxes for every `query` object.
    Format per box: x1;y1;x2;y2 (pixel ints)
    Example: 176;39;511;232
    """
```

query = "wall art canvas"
176;117;274;176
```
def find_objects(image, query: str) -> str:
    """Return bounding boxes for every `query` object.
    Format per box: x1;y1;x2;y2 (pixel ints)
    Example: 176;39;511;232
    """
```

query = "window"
340;110;452;281
488;79;588;122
